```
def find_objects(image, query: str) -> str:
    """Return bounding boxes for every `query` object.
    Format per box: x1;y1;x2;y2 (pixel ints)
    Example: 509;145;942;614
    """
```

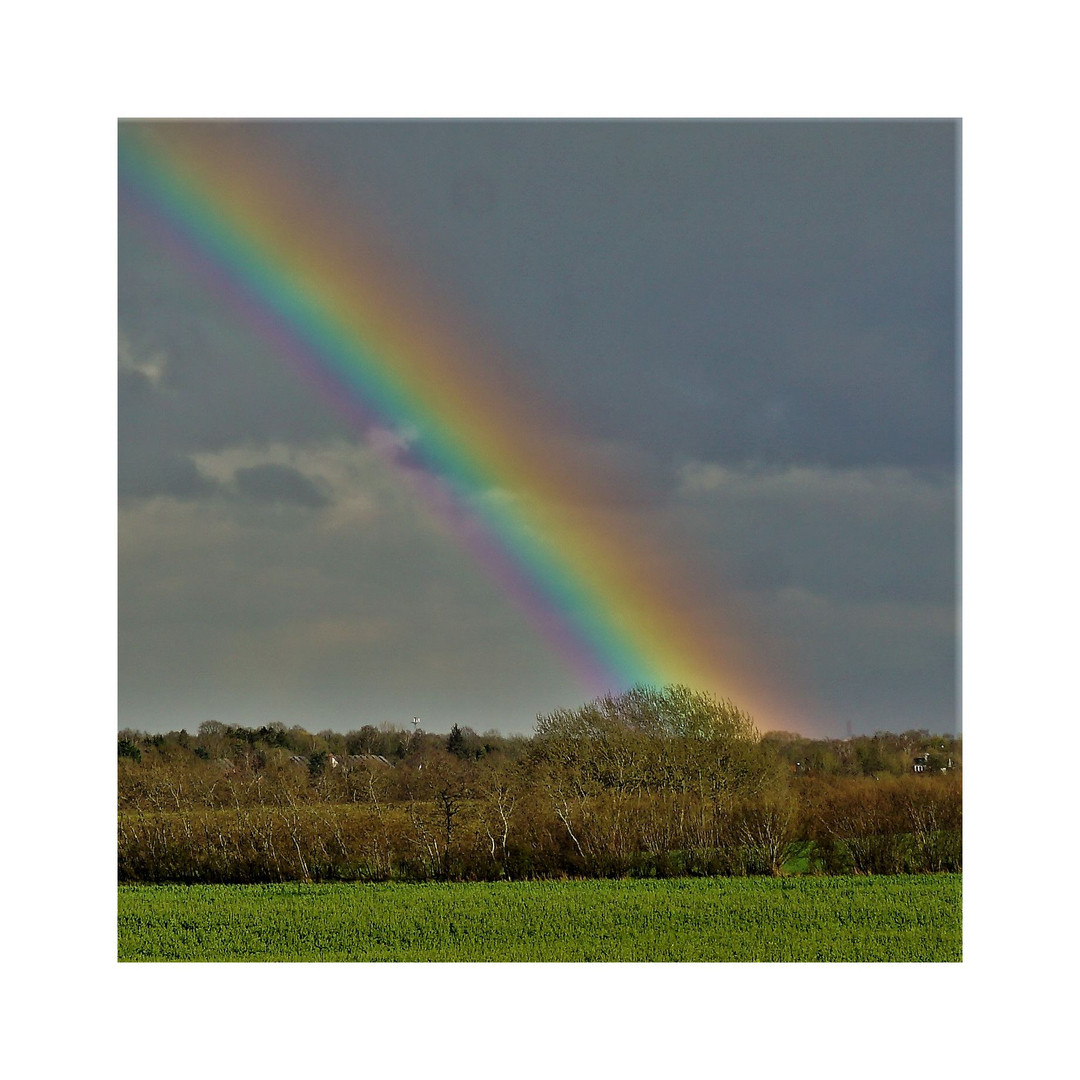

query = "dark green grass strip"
118;874;961;962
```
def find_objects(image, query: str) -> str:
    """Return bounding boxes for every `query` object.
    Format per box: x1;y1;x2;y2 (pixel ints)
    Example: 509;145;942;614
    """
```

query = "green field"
118;874;960;962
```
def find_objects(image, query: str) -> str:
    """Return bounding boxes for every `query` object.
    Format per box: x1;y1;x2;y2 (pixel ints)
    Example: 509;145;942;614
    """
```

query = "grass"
118;873;960;962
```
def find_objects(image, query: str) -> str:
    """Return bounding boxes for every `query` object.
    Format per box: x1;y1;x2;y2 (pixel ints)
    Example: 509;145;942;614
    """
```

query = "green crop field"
118;874;960;962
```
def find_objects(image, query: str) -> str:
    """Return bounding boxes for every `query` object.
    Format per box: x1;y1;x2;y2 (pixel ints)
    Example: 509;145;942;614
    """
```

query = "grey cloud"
118;488;577;732
674;464;956;605
257;120;955;472
233;463;330;508
118;444;221;501
118;343;343;508
119;220;347;457
119;121;957;476
739;586;958;735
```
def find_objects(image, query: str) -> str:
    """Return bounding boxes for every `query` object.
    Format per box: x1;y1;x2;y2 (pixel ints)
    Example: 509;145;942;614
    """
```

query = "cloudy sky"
118;119;958;737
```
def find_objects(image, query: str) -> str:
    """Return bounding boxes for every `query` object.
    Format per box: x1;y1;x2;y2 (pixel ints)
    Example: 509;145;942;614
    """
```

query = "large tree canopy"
535;684;758;742
531;685;765;796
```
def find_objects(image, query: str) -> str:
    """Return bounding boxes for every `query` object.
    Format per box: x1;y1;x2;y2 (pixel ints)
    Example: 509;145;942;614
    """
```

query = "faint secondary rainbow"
118;122;774;713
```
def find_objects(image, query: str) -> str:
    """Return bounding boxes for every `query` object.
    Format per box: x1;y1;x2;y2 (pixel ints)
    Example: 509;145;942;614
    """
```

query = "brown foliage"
118;701;961;882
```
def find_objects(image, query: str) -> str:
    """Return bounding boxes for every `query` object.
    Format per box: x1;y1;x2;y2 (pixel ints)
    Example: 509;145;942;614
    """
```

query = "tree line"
118;686;961;883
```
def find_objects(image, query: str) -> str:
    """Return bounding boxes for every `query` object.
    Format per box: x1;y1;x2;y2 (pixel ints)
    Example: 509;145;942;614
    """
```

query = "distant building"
288;753;337;767
913;752;955;773
290;752;392;769
346;754;393;768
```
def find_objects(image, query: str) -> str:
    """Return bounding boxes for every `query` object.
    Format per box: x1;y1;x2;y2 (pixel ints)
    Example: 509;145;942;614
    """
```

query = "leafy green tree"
118;738;142;762
446;724;467;759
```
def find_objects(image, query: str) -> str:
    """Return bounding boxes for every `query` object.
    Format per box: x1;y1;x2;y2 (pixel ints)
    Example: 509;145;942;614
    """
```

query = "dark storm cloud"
255;120;956;471
119;121;957;476
233;463;330;508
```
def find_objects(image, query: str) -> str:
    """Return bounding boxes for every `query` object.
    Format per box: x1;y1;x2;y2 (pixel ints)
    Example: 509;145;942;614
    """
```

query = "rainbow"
118;122;785;721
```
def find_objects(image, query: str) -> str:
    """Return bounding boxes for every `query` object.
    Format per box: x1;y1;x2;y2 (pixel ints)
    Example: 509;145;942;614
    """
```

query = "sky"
118;119;958;737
